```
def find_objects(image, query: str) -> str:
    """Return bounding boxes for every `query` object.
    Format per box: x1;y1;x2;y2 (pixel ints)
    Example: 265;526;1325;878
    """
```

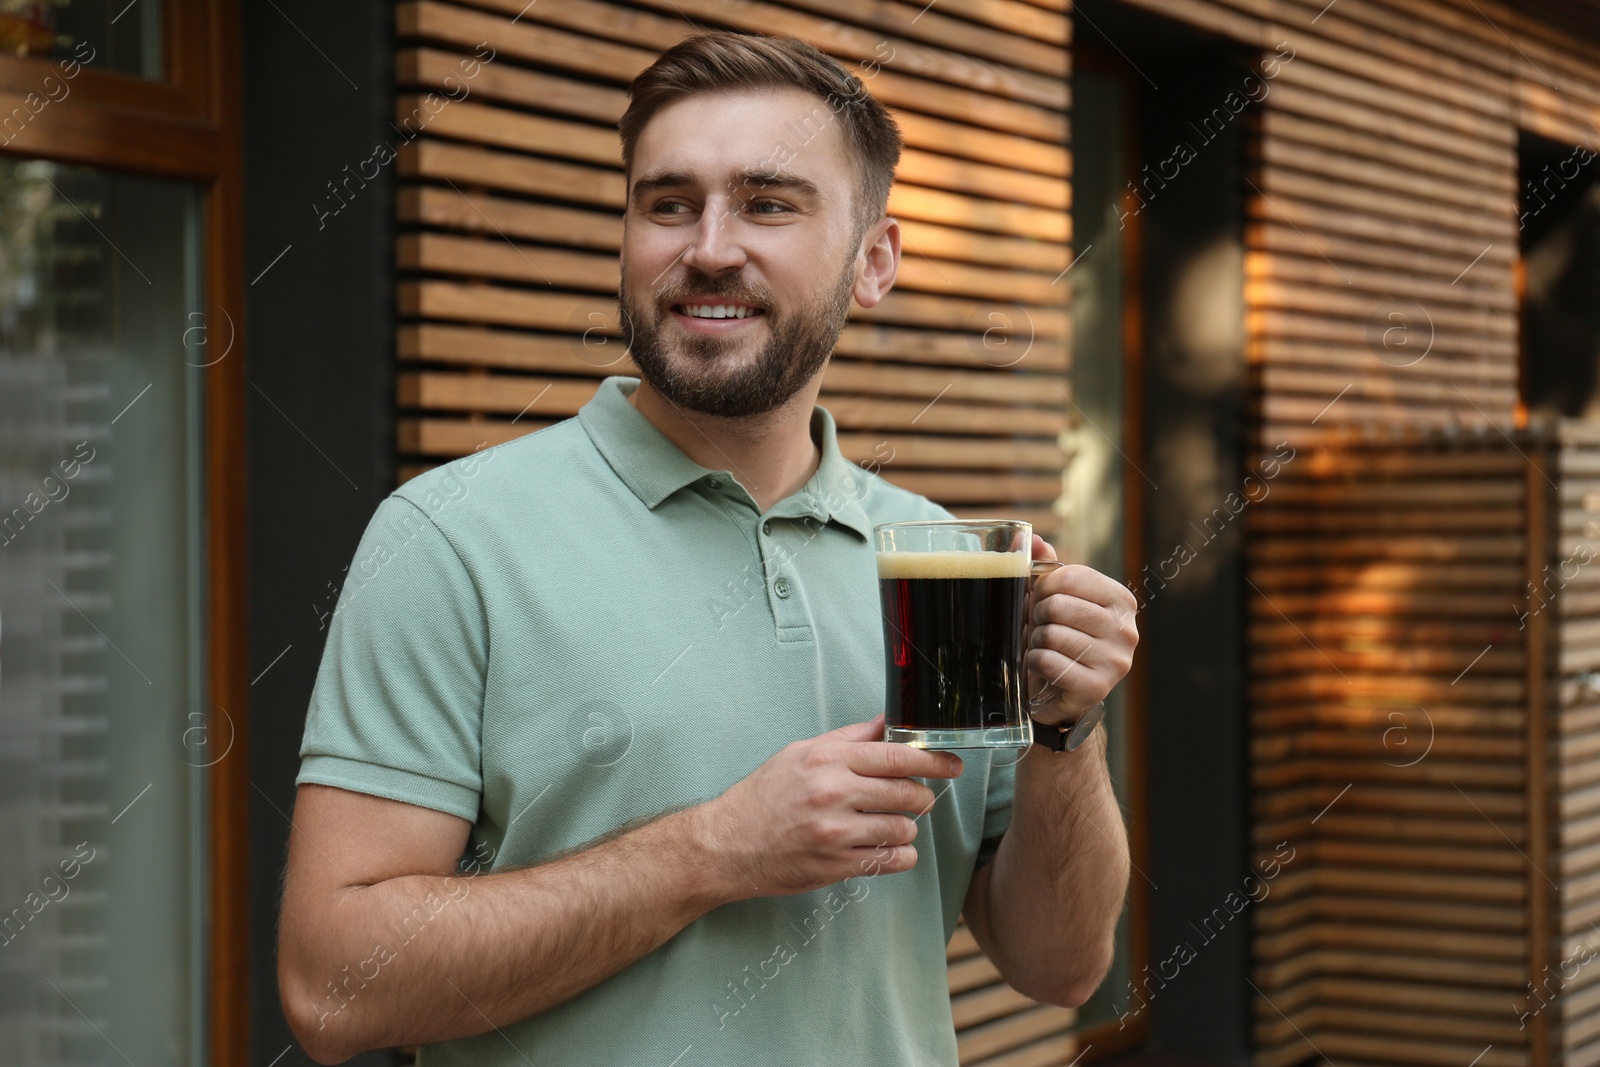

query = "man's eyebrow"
734;170;823;200
629;170;695;206
628;168;824;206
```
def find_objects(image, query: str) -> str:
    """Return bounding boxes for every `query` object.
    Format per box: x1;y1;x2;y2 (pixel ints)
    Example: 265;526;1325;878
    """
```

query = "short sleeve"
975;755;1016;869
296;495;487;822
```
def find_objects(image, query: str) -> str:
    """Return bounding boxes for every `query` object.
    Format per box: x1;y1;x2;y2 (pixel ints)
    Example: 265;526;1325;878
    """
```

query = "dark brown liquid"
879;575;1027;732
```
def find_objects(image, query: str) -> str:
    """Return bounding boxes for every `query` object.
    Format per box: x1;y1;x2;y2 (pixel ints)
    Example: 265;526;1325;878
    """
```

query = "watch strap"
1031;702;1106;752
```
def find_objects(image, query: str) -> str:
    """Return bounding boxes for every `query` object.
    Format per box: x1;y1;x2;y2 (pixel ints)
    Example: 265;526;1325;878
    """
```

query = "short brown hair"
620;30;902;243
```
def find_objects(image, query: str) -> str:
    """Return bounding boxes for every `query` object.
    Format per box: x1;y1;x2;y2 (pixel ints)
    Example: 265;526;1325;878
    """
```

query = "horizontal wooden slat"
883;471;1062;504
956;1004;1078;1064
398;372;597;417
821;395;1065;436
835;433;1065;471
401;140;624;207
1255;922;1526;962
822;362;1064;406
952;982;1040;1030
948;953;1003;995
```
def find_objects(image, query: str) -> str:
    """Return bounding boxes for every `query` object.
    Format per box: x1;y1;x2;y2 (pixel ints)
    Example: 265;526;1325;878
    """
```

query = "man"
279;30;1135;1066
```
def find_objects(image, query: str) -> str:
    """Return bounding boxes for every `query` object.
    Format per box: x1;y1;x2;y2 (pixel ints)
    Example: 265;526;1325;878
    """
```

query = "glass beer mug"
874;519;1077;750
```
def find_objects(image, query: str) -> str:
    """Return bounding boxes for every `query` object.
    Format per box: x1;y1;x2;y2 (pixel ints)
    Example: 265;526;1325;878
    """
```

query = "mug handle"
1024;559;1107;751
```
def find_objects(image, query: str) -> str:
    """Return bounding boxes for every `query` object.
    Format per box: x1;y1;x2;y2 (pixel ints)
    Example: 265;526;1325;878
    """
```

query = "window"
0;0;245;1060
0;154;207;1067
0;1;164;80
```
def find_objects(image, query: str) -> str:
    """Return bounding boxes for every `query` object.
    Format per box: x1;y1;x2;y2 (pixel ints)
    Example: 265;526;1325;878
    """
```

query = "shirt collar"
578;376;874;541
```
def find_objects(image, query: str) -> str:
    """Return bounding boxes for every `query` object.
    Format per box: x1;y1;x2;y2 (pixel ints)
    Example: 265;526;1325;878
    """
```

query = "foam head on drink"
875;550;1029;581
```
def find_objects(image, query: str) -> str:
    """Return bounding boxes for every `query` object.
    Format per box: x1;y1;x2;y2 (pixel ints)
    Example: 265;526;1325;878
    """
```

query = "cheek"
622;231;680;284
772;261;838;309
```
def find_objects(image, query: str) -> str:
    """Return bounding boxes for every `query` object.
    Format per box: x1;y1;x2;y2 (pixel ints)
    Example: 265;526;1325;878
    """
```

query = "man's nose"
680;199;747;276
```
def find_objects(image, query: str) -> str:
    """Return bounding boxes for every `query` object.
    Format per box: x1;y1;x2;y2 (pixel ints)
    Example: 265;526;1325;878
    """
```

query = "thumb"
1032;533;1059;563
813;713;886;744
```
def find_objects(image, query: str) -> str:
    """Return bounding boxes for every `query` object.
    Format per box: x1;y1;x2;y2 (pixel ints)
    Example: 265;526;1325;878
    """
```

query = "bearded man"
278;29;1135;1067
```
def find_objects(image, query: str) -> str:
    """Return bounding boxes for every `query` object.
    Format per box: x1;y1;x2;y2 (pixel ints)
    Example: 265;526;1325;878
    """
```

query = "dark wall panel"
242;3;396;1063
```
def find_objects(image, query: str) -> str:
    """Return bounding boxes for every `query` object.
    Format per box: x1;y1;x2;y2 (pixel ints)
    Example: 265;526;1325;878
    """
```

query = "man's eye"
747;199;788;214
649;201;689;215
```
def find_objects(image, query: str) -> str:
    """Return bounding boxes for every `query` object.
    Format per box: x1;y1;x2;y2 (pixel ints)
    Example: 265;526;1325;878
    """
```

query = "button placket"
759;525;812;641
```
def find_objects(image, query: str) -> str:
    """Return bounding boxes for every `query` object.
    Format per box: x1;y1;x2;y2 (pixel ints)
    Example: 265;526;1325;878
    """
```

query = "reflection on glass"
0;158;204;1065
0;0;163;80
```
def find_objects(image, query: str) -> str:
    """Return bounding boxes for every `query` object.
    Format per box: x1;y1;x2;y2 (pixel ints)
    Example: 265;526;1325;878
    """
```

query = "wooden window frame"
0;1;248;1063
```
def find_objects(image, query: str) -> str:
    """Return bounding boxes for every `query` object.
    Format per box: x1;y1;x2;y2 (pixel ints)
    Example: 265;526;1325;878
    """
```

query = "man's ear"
852;215;900;309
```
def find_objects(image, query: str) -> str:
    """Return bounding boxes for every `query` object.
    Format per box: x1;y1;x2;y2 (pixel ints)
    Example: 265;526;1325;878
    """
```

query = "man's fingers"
1032;533;1059;563
852;775;939;816
857;843;918;876
844;742;963;780
850;813;919;849
1025;644;1125;710
1031;594;1124;639
1037;562;1137;611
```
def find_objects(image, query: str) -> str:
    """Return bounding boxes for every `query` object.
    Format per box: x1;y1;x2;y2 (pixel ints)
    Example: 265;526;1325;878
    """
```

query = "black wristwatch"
1032;703;1106;752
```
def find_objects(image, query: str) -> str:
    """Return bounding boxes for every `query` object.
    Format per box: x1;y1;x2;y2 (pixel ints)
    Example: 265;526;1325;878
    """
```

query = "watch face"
1064;704;1107;751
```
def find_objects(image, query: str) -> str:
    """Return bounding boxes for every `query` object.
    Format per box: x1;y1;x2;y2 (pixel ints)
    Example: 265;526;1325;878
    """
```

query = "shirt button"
774;577;791;599
706;477;722;490
762;521;772;536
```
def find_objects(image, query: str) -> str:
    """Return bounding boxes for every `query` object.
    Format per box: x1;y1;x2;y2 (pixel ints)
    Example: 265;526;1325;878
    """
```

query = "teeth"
681;304;760;319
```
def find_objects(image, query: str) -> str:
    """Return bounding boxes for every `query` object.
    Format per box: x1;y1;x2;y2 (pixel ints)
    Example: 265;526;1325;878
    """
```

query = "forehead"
629;87;853;195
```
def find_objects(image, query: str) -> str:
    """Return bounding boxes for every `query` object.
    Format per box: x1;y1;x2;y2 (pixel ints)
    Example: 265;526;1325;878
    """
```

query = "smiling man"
278;30;1134;1066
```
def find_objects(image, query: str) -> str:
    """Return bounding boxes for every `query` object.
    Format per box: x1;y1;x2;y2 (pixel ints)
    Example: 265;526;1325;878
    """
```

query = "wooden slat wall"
1083;0;1597;1061
1246;421;1600;1067
394;0;1074;540
1248;431;1539;1067
393;1;1080;1063
1117;0;1598;450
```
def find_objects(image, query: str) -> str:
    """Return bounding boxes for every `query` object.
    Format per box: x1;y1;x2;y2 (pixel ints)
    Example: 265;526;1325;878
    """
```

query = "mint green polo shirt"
297;375;1016;1066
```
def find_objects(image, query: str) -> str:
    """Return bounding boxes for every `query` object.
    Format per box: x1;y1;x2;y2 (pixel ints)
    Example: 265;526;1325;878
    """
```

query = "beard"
619;255;856;419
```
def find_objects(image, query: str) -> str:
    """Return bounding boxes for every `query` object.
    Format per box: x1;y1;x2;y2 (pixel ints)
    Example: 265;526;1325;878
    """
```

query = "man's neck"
629;377;823;514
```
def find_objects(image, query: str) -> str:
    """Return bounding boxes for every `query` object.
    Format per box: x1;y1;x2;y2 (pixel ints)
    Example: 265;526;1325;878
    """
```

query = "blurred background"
0;0;1597;1064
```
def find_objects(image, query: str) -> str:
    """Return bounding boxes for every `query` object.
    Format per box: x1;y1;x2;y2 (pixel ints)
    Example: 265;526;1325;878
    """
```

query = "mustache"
655;279;772;311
